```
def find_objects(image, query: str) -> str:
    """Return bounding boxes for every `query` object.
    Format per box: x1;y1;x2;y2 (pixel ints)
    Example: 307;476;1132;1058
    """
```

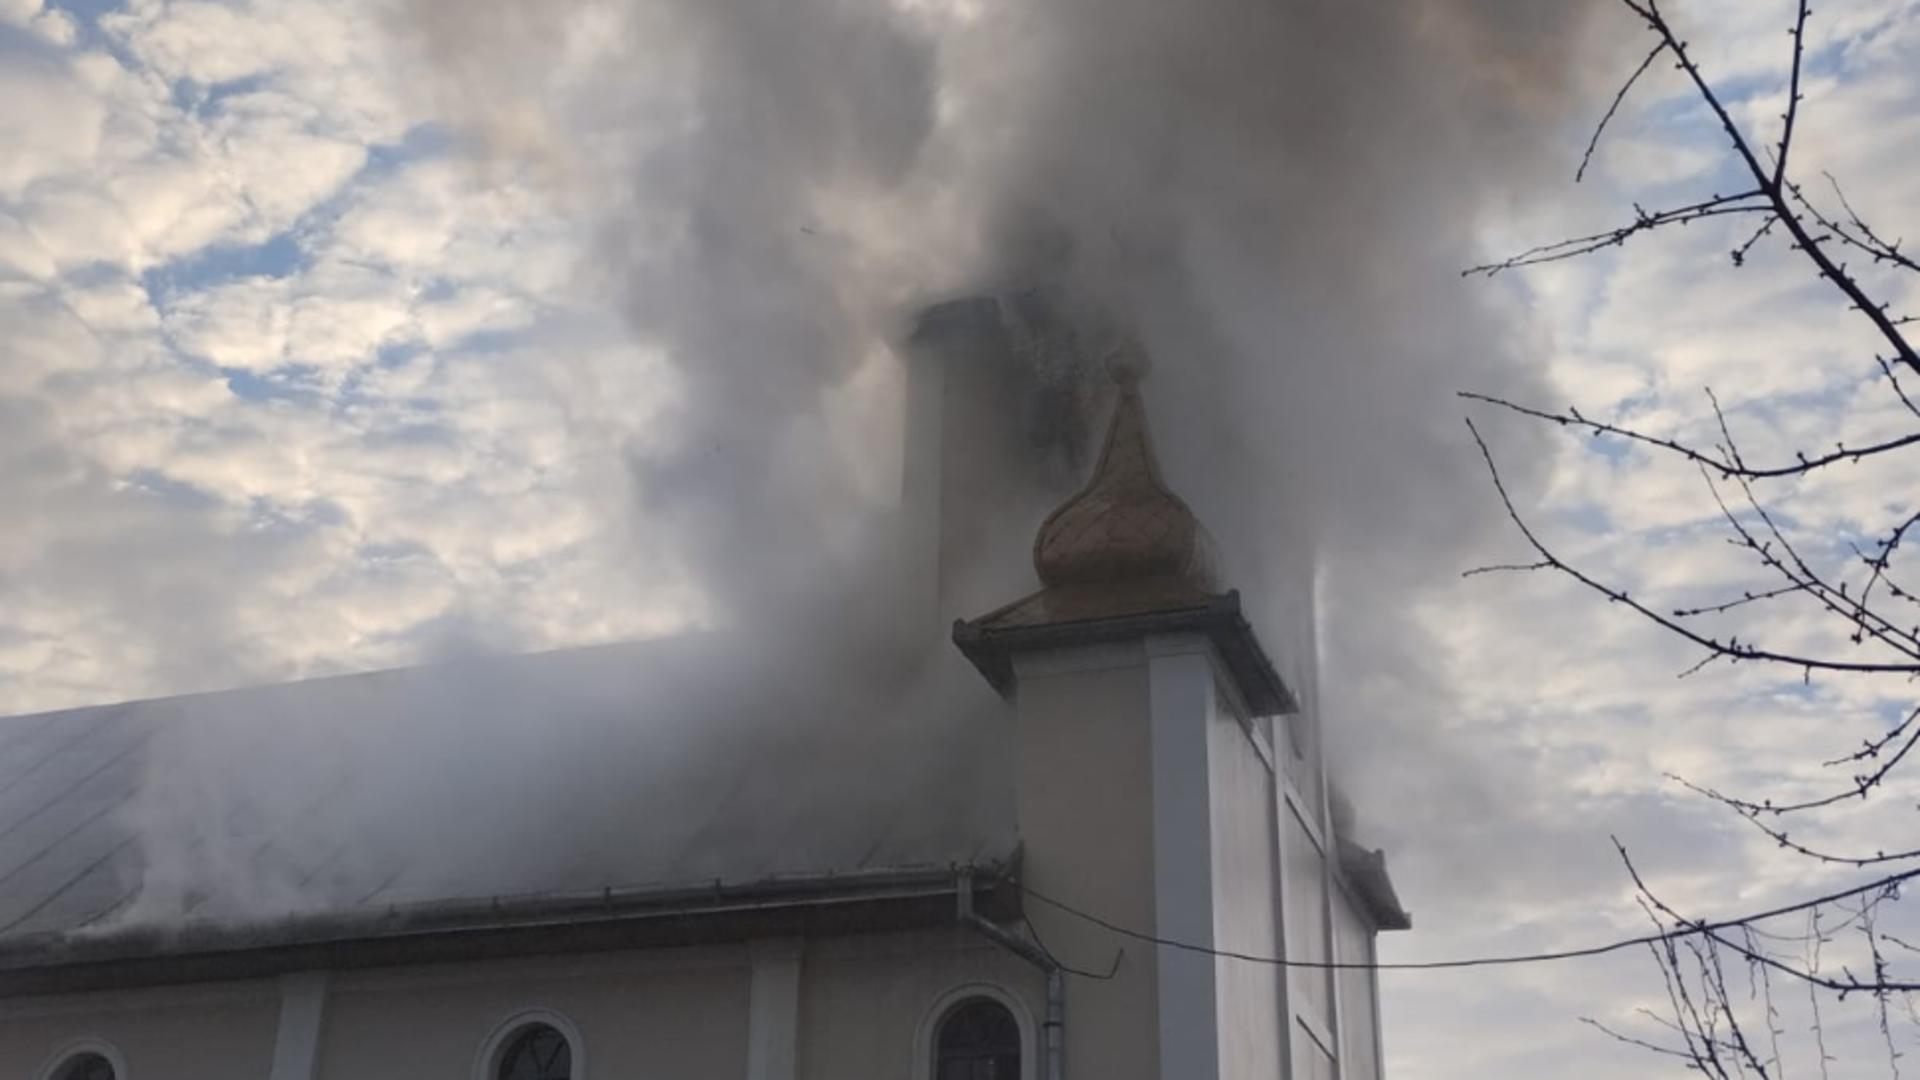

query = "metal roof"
0;637;1016;963
0;701;152;940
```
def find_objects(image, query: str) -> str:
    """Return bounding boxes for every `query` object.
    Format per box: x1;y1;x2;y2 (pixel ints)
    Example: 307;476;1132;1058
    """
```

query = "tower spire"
1032;377;1214;590
953;372;1293;716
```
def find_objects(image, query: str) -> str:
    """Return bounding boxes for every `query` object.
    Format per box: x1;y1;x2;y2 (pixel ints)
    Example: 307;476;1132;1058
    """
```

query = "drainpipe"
958;870;1064;1080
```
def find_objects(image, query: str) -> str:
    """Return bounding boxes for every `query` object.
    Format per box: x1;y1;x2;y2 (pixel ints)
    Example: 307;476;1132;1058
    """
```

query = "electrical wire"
1021;911;1123;980
1017;865;1920;973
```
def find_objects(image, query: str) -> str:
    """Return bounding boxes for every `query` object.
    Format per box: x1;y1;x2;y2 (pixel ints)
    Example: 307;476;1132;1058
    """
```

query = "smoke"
933;0;1607;703
118;630;1009;922
103;0;1629;920
389;0;1611;659
398;0;953;637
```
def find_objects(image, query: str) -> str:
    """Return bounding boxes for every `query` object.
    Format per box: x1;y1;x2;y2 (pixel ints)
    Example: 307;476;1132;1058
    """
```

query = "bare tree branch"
1579;39;1672;184
1459;391;1920;480
1466;417;1919;675
1619;0;1919;375
1464;193;1771;275
1463;4;1920;1070
1773;0;1813;190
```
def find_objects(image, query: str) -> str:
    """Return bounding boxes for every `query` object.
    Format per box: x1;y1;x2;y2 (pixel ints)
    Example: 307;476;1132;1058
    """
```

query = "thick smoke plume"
396;0;1609;646
394;0;1614;785
109;0;1627;923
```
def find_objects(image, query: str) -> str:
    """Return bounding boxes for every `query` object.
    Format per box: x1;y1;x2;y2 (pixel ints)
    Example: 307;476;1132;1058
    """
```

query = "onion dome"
953;373;1292;716
1032;375;1215;589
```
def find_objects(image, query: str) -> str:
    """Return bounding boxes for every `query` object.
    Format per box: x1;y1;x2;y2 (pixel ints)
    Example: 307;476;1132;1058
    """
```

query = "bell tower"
952;373;1407;1080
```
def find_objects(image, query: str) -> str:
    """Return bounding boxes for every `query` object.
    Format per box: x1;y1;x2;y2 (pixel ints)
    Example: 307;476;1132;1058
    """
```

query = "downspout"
957;870;1064;1080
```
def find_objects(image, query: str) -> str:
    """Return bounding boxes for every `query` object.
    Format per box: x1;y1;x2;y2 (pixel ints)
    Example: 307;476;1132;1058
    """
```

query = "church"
0;295;1408;1080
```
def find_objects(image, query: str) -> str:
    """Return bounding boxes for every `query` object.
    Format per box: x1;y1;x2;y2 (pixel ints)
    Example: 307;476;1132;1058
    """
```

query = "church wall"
1250;532;1351;1080
1266;557;1326;821
0;981;279;1080
797;926;1043;1080
317;946;750;1080
0;926;1060;1080
1282;794;1335;1065
1333;880;1383;1080
1011;647;1162;1080
1206;680;1283;1080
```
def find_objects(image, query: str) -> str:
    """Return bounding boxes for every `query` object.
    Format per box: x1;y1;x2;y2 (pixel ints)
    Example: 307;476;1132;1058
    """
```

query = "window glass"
936;998;1020;1080
499;1024;571;1080
56;1054;115;1080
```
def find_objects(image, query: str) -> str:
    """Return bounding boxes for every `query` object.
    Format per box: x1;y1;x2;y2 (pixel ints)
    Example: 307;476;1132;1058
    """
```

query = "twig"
1460;391;1920;480
1578;39;1671;183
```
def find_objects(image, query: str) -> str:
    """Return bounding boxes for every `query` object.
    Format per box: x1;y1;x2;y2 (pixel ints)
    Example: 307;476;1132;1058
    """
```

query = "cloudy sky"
2;0;1918;1076
1377;2;1920;1075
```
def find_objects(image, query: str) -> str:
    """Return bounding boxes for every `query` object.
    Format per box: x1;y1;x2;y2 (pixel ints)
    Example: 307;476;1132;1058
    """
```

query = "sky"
1;0;1918;1077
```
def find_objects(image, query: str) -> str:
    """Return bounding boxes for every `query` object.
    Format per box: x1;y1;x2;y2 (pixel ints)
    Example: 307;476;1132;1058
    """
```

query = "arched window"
52;1053;115;1080
34;1040;126;1080
474;1009;583;1080
935;997;1021;1080
496;1024;571;1080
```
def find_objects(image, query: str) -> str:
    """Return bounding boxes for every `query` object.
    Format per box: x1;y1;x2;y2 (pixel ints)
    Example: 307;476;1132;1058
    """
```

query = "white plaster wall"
1334;883;1382;1080
0;981;280;1080
800;926;1044;1080
1012;648;1162;1080
1147;642;1221;1080
1206;686;1282;1080
0;928;1054;1080
1251;526;1325;821
319;946;751;1080
1292;1032;1337;1080
1282;798;1332;1032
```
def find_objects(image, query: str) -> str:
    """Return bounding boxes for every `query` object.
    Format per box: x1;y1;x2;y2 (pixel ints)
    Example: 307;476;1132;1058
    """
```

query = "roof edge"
0;862;1019;996
1336;837;1412;932
953;589;1298;716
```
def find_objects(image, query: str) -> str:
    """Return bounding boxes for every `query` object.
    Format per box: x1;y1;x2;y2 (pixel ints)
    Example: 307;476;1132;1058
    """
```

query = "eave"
1336;838;1412;932
953;588;1298;717
0;863;1020;997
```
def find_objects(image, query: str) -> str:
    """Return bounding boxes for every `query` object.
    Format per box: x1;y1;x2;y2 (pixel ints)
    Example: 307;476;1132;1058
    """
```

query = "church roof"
0;635;1015;979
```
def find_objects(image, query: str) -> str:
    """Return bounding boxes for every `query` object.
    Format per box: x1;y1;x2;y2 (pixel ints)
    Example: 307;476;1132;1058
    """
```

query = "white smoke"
105;0;1632;921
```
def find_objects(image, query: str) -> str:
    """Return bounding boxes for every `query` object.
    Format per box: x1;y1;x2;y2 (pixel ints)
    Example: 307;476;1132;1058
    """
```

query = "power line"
1017;865;1920;973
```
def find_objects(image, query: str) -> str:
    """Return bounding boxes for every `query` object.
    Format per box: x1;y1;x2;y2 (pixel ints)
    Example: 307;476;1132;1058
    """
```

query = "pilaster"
746;938;803;1080
1147;633;1221;1080
267;972;328;1080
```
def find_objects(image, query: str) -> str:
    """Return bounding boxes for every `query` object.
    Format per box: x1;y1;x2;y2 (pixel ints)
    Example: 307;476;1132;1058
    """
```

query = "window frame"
34;1039;127;1080
473;1009;585;1080
913;983;1037;1080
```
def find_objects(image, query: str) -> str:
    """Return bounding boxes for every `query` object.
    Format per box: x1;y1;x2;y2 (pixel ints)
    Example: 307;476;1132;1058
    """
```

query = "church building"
0;295;1407;1080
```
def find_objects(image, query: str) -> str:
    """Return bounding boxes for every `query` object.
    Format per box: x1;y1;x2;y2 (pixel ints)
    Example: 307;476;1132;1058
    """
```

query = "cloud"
0;0;691;711
0;34;103;199
1406;3;1920;1071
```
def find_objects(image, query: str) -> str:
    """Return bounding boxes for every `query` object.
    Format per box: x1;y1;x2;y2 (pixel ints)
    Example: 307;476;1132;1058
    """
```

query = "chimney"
896;291;1098;630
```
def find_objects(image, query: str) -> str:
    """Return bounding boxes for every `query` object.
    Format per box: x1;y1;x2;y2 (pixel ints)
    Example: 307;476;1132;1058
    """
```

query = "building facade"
0;295;1406;1080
